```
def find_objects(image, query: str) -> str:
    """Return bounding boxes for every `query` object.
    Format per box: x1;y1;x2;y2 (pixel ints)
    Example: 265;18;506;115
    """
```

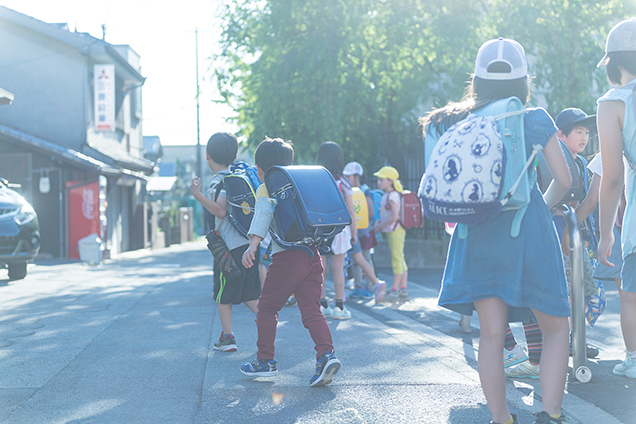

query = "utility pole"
195;28;202;180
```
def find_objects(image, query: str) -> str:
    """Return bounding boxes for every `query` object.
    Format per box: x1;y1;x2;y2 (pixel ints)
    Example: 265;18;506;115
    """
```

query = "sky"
0;0;237;146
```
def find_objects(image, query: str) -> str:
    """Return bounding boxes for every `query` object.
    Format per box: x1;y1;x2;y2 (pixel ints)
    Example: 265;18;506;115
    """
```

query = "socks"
335;299;344;310
523;322;543;365
504;325;516;351
502;416;514;424
320;298;329;309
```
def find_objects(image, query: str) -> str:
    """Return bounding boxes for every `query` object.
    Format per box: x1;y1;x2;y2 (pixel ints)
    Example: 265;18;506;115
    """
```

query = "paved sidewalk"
0;241;631;423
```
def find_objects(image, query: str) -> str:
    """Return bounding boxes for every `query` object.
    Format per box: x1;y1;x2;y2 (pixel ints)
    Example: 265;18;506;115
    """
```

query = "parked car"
0;177;40;280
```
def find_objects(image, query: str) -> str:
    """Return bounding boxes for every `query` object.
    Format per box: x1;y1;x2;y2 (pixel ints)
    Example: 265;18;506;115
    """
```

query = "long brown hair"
419;73;530;139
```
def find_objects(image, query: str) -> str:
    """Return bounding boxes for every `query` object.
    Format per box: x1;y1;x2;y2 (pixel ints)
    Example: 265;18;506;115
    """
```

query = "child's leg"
244;299;258;316
532;309;569;416
295;252;334;358
617;278;636;351
386;227;407;291
361;249;374;289
400;269;408;289
523;322;543;365
259;264;267;289
256;255;296;361
217;303;233;335
330;253;346;303
504;324;517;350
351;251;378;284
474;297;511;424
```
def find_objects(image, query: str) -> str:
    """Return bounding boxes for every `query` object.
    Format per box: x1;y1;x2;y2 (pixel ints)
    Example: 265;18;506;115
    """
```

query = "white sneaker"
504;344;529;368
332;306;352;320
505;359;539;379
613;353;636;378
321;305;333;317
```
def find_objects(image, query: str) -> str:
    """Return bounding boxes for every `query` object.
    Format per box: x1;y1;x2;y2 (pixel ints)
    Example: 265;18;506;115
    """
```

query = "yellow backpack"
352;187;369;229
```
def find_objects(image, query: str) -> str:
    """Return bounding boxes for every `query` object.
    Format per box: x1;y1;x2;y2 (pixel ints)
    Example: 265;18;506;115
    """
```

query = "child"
371;166;409;302
553;107;601;358
189;132;260;352
343;161;386;303
420;38;572;424
240;137;340;386
596;17;636;380
316;141;356;320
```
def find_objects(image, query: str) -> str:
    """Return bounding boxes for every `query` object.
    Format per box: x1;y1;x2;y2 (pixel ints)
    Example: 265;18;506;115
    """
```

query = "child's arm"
242;185;276;268
575;172;600;223
190;177;227;219
344;193;358;244
541;134;572;209
597;100;626;267
242;234;263;268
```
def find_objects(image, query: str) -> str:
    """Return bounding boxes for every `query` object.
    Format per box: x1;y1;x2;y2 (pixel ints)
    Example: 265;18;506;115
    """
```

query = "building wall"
0;19;85;151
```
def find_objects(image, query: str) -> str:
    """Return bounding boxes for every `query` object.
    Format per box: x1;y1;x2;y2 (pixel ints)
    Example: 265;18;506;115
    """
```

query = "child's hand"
242;244;258;268
190;177;202;197
351;231;357;245
598;233;615;268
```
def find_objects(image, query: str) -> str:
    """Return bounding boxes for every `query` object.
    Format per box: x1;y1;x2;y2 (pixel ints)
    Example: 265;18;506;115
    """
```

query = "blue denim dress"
436;108;570;321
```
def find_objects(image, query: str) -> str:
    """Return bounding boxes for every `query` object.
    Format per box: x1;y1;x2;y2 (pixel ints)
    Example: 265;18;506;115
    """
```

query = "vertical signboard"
67;180;101;259
94;64;115;132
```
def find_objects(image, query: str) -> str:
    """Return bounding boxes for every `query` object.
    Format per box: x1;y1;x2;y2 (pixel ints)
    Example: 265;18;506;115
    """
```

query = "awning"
146;176;177;192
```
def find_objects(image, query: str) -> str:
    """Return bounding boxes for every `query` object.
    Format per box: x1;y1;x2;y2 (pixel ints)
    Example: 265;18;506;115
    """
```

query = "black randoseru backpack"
265;165;351;256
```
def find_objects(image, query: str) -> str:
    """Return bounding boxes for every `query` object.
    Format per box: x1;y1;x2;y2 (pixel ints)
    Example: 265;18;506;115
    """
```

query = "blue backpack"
265;165;351;255
420;97;542;237
368;189;384;224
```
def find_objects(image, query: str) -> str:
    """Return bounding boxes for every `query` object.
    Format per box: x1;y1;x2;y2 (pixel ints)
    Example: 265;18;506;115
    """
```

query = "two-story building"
0;6;154;259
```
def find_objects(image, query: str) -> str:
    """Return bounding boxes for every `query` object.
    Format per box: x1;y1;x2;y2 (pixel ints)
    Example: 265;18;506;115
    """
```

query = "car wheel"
8;262;27;280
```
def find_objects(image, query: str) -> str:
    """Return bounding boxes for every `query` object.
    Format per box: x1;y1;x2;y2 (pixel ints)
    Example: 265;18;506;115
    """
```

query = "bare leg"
400;270;408;289
351;251;378;283
217;303;233;334
259;264;267;289
330;253;346;300
617;279;636;351
532;309;569;416
474;297;511;424
244;299;258;316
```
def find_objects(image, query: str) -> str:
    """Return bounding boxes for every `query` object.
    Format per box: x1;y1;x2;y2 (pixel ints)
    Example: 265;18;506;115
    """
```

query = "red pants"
256;247;334;360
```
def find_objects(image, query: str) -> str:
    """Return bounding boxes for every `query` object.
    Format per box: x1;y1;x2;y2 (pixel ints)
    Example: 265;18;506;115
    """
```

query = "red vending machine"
66;179;105;259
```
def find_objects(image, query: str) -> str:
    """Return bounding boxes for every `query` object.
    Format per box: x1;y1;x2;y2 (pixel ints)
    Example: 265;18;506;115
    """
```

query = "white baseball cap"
597;18;636;68
474;37;528;80
343;161;364;176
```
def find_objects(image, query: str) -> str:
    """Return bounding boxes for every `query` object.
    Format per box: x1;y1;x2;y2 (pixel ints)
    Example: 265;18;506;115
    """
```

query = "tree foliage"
214;0;636;180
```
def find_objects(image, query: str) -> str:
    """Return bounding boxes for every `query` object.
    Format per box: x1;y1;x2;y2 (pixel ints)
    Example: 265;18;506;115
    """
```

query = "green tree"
486;0;636;116
215;0;482;175
215;0;636;178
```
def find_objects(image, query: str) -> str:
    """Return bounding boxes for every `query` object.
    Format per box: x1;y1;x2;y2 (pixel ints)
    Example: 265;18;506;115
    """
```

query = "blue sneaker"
349;287;362;299
360;289;374;300
310;350;341;387
240;358;278;377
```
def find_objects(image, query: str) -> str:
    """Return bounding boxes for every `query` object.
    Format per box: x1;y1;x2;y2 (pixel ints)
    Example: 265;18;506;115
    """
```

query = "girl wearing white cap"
420;38;572;424
596;17;636;381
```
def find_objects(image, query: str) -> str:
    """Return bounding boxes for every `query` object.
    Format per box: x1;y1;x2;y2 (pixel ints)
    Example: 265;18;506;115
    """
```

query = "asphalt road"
0;241;633;424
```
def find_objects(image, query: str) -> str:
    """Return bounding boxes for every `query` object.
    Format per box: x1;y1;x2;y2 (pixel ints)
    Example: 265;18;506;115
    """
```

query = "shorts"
593;225;623;281
622;253;636;293
358;228;378;251
349;235;362;254
330;226;352;255
213;244;261;305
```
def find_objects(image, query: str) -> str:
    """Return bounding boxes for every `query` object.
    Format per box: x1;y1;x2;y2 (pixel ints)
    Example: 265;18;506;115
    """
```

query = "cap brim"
597;53;609;68
567;115;597;129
